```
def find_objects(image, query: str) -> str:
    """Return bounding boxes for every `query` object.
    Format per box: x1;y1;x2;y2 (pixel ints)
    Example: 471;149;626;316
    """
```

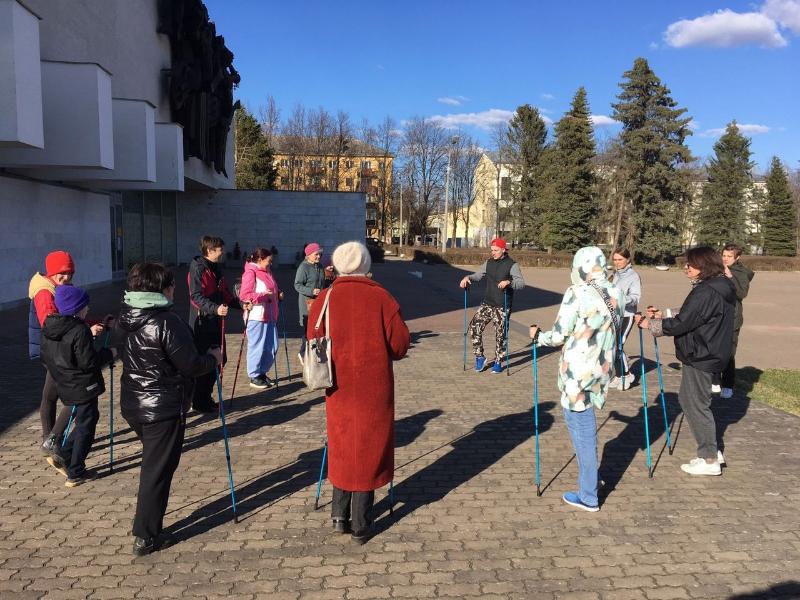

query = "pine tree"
611;58;693;262
505;105;548;245
696;122;753;248
234;107;278;189
543;87;597;251
763;157;797;256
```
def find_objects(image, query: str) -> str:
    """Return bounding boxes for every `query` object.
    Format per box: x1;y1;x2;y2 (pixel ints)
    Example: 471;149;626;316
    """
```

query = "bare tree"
329;110;353;190
450;136;483;247
307;106;334;155
489;122;510;239
257;95;281;149
376;115;399;241
282;103;308;190
402;116;449;239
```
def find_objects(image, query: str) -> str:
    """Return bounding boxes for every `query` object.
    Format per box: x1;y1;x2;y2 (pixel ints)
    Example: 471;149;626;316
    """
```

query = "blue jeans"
246;320;278;379
563;405;598;507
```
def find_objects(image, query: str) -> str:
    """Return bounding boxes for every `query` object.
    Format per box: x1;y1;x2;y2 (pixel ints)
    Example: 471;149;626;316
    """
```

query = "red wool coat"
307;277;410;491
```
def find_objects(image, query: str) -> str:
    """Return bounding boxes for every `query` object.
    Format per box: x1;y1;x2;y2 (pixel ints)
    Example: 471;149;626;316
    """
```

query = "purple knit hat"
55;285;90;316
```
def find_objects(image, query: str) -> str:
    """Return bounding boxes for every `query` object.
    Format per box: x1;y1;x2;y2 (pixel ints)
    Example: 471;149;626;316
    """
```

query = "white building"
0;0;237;307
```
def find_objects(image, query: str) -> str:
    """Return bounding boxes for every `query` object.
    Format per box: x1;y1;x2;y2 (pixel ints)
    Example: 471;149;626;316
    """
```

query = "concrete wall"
177;190;366;266
0;174;111;307
24;0;172;122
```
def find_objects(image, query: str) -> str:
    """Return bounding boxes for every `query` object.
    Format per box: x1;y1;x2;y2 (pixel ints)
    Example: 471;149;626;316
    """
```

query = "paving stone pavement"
1;259;799;600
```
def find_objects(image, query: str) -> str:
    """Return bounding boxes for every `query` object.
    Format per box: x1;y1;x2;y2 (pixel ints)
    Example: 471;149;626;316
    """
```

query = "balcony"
309;165;326;176
360;167;375;178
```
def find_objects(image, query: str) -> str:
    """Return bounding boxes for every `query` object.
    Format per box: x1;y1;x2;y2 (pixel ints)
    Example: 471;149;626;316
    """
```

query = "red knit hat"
45;251;75;277
490;238;507;250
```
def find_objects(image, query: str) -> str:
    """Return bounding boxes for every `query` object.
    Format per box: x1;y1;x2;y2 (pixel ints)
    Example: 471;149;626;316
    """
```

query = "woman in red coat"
307;241;410;544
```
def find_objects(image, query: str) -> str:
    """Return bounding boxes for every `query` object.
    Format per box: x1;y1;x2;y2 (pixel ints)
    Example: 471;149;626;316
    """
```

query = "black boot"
41;433;58;457
132;536;155;556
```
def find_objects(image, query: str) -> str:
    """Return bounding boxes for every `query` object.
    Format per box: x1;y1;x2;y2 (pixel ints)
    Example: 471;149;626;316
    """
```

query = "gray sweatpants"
678;364;717;459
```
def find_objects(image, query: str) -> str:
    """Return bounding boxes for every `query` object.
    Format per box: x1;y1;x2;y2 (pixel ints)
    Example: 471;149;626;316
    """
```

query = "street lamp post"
442;136;459;253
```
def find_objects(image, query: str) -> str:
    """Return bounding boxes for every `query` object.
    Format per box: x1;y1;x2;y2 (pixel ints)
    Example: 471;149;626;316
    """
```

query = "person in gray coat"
610;248;641;390
294;242;329;361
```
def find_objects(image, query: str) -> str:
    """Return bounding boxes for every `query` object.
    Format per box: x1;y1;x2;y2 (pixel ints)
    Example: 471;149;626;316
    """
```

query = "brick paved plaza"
1;259;799;599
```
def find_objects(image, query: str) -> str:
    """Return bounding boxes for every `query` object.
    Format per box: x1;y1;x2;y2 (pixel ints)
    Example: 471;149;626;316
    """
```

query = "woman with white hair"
307;241;410;543
529;246;623;512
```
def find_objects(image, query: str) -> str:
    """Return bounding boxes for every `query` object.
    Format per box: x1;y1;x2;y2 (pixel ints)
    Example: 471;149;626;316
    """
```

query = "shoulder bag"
302;290;333;390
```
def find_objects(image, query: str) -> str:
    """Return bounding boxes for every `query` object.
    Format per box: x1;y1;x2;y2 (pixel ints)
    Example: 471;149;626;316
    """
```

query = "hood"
118;304;171;332
730;261;755;282
29;272;55;300
42;313;81;341
123;290;172;310
244;261;266;275
705;276;737;304
571;247;610;287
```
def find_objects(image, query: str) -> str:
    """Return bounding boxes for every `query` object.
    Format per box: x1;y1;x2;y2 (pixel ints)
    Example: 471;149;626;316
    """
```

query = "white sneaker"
711;384;721;394
680;457;721;476
720;387;733;399
297;352;305;366
609;377;621;389
717;450;725;465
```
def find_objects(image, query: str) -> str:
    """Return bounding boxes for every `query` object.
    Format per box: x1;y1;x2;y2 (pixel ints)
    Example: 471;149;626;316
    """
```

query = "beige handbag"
302;291;333;390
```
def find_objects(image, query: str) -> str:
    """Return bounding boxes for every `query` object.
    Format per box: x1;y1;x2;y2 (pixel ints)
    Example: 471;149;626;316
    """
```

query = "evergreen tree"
234;107;278;189
505;105;548;245
543;87;597;251
612;58;693;262
696;122;753;248
763;157;797;256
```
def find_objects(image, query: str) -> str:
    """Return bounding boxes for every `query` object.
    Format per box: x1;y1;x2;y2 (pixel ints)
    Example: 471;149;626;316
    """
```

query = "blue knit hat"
55;285;90;316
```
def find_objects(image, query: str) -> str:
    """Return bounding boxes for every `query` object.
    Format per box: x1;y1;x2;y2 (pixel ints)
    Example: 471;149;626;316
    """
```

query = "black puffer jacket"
661;276;736;373
41;314;113;404
117;304;217;424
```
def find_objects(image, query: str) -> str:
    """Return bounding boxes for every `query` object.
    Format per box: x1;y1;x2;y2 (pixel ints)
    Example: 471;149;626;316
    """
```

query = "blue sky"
205;0;799;172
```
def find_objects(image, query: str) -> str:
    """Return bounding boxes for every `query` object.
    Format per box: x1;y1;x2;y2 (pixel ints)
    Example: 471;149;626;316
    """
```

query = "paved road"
1;260;798;599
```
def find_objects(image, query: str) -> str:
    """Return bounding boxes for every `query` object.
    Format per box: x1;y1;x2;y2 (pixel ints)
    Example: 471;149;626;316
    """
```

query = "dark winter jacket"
118;303;218;424
466;255;525;309
187;256;239;349
653;276;736;373
40;314;113;404
728;261;754;331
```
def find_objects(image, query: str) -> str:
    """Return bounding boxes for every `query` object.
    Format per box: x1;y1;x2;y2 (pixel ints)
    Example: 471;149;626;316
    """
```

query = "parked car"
365;237;385;263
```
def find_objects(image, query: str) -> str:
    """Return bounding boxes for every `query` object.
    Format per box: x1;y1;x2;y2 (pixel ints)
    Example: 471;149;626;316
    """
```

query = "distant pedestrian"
719;243;754;399
609;248;641;390
118;263;222;556
294;242;328;364
459;238;525;374
637;246;735;476
530;246;623;512
188;235;245;413
239;247;283;389
40;285;115;487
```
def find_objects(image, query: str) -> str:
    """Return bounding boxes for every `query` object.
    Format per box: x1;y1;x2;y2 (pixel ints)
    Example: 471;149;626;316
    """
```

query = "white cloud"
664;9;787;48
437;95;470;106
700;123;772;137
763;0;800;33
590;115;618;127
540;93;555;101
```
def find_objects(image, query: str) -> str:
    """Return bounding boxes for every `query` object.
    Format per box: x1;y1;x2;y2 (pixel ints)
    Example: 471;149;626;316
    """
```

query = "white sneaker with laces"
717;450;725;465
720;387;733;399
711;384;721;394
609;377;621;390
680;457;721;476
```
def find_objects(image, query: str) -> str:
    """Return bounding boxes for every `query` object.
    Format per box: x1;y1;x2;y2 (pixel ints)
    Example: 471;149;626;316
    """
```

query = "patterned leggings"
469;303;508;361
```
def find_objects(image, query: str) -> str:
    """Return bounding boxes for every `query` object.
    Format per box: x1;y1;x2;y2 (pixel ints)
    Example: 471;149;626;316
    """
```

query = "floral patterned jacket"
536;246;624;412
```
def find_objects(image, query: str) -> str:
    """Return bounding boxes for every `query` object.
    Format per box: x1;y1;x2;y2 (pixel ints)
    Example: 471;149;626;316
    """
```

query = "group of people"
462;239;753;512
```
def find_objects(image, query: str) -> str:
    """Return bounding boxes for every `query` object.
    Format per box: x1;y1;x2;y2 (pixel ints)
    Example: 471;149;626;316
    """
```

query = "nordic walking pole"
388;480;394;516
280;299;291;381
531;328;541;496
214;365;239;522
228;310;249;411
637;320;653;478
618;329;625;388
652;335;673;454
314;439;328;510
504;289;510;376
462;287;468;371
61;406;77;448
102;329;114;474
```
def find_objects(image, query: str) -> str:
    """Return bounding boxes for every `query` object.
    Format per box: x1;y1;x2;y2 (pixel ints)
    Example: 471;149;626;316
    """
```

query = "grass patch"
736;367;800;416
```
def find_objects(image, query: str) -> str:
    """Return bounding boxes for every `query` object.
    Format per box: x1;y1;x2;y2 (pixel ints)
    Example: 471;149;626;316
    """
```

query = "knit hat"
45;251;75;277
304;242;322;256
54;285;90;316
490;238;507;250
332;241;371;276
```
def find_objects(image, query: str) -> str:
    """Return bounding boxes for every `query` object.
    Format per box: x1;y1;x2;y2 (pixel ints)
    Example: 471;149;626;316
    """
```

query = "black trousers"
192;318;225;411
332;487;374;534
721;329;740;388
62;399;100;478
40;367;71;442
127;416;185;540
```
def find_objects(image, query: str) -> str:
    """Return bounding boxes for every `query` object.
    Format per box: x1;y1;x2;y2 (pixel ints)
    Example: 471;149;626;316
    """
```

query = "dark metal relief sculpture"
157;0;241;176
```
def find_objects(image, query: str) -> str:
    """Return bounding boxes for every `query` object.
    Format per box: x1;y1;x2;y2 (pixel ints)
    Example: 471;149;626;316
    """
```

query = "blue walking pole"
103;329;115;474
462;287;468;371
314;439;328;510
532;338;541;496
652;335;673;454
388;480;394;516
61;406;77;448
618;330;625;387
280;302;292;381
638;324;653;478
504;289;510;376
214;367;239;522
